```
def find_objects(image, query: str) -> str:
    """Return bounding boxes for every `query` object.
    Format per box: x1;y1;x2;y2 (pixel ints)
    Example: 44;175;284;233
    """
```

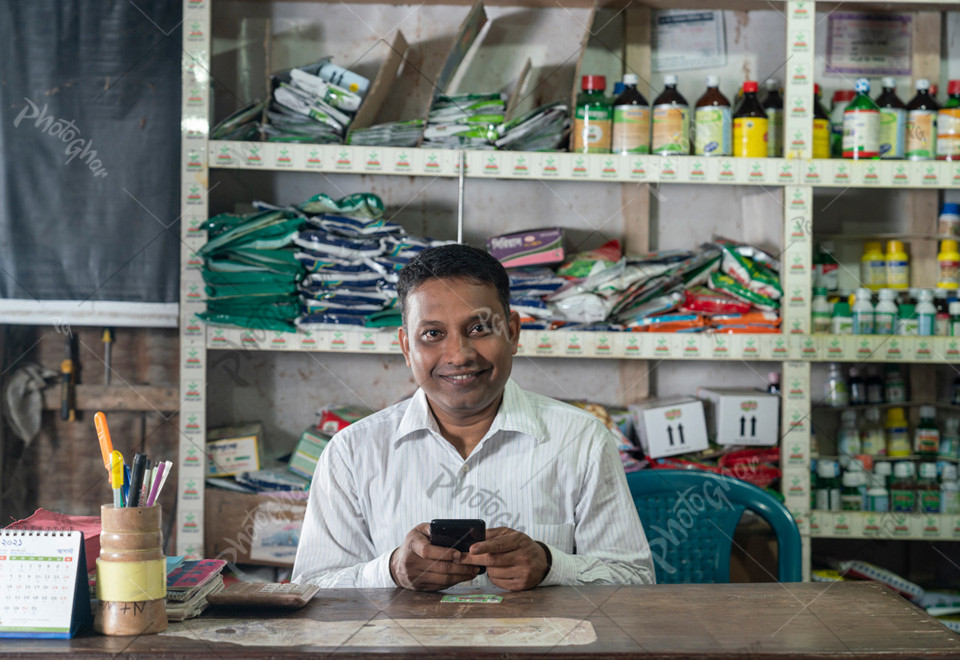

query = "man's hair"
397;244;511;325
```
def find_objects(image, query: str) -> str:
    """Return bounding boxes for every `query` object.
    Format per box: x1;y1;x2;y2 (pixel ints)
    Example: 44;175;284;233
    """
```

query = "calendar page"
0;530;84;637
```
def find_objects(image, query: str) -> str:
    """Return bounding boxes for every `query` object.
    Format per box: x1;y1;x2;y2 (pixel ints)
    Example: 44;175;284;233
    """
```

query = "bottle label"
694;106;731;156
867;493;889;512
853;311;874;335
652;104;689;154
840;493;862;511
842;108;880;157
815;489;831;511
733;116;768;157
573;106;612;153
611;105;651;154
939;258;960;287
887;428;911;455
915;428;940;454
886;259;910;288
832;316;854;334
906;109;937;159
874;311;895;334
861;259;886;288
766;108;783;157
937;108;960;157
879;107;906;159
891;488;915;512
861;430;886;455
920;490;940;513
813;118;830;159
812;311;831;334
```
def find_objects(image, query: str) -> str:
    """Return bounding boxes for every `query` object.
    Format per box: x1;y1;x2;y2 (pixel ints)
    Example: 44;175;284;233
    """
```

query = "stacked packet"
347;119;425;147
422;93;504;149
494;102;569;151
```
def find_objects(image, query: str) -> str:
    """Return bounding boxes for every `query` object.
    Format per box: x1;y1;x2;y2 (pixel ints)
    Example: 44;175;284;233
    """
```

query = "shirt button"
461;464;469;474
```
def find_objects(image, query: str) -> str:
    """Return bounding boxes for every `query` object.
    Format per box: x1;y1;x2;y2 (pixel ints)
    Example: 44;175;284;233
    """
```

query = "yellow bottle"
938;239;960;289
885;407;911;457
860;241;886;290
885;240;910;289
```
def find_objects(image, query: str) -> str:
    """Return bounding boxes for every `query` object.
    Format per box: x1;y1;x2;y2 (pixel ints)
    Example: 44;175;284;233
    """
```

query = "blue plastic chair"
626;469;802;583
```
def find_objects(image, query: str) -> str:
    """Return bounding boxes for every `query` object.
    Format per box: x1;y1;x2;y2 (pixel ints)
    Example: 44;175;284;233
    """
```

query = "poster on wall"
652;11;726;72
826;13;912;76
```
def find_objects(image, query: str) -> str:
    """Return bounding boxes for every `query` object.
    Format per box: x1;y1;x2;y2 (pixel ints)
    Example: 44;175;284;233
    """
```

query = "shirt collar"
392;379;549;446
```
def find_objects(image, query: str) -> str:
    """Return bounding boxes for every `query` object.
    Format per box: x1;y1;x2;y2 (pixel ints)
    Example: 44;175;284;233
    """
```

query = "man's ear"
507;310;521;354
398;326;412;367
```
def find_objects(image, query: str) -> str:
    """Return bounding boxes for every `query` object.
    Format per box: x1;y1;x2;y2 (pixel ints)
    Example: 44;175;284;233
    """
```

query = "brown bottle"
906;79;939;160
693;75;731;156
733;80;768;158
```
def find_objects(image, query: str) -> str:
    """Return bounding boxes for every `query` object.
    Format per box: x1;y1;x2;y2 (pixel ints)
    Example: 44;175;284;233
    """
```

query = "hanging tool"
102;328;115;386
60;332;75;422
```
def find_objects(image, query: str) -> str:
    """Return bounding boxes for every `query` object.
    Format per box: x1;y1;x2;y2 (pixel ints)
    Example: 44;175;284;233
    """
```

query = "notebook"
0;530;91;638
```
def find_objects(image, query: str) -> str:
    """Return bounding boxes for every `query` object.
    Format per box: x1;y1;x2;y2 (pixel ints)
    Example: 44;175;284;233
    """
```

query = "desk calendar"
0;529;91;638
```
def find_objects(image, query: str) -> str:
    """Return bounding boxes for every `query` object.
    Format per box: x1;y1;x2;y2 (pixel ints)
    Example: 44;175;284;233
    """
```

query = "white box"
697;388;780;446
629;397;709;459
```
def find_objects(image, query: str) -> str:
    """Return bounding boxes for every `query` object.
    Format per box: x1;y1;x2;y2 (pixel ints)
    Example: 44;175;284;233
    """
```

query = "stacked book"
165;559;227;622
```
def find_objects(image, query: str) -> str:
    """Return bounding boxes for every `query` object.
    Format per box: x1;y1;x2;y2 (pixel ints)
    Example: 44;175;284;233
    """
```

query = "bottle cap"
946;417;960;433
622;73;639;86
874;461;892;477
918;288;933;302
814;83;822;96
882;77;897;89
948;80;960;96
942;203;960;217
916;78;930;90
942;464;959;481
918;462;938;479
841;409;857;425
886;239;905;254
767;371;780;385
893;461;913;479
879;289;896;301
833;90;856;103
856;287;873;301
743;80;758;93
950;301;960;315
582;75;606;91
941;239;959;253
863;241;882;253
886;407;906;424
855;78;870;94
704;74;720;88
919;405;936;419
764;78;779;90
842;471;860;487
817;460;838;478
663;74;678;86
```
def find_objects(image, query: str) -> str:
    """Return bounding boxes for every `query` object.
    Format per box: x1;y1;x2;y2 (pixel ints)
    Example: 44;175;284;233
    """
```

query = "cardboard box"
698;388;780;446
206;423;262;477
487;228;564;269
629;397;709;459
204;488;309;566
287;427;331;480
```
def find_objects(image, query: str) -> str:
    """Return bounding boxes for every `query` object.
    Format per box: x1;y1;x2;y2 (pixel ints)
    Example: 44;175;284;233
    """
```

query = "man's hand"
460;527;549;591
389;523;480;591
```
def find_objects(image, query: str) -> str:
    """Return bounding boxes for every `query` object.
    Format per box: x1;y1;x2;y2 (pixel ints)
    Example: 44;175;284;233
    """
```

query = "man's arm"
540;427;656;586
291;438;395;588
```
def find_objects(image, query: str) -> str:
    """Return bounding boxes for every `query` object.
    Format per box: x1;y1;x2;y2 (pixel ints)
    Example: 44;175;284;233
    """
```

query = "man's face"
399;277;520;424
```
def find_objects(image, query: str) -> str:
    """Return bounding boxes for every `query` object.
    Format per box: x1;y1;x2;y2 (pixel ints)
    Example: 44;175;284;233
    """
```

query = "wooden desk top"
7;582;960;658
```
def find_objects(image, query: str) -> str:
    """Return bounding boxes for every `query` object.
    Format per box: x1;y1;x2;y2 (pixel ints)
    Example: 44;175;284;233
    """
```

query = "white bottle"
852;288;875;335
811;287;832;334
874;289;898;335
942;464;960;514
838;410;861;468
866;473;890;512
916;289;936;336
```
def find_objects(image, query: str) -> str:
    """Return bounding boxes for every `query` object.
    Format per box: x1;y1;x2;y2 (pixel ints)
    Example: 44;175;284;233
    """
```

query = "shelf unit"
179;0;960;575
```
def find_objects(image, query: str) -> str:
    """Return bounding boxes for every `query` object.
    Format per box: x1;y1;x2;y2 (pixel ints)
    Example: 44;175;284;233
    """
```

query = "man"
292;244;655;591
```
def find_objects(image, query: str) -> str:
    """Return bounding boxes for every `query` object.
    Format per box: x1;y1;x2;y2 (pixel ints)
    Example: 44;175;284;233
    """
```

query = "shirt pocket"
523;523;575;554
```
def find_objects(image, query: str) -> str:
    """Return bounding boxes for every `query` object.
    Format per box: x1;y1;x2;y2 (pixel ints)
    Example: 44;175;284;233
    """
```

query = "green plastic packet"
298;192;384;219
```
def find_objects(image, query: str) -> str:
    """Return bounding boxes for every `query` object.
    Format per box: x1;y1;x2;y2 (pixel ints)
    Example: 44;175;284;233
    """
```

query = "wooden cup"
94;505;167;636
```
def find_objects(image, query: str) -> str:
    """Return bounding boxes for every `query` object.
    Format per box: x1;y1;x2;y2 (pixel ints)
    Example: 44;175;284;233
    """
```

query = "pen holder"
94;504;167;636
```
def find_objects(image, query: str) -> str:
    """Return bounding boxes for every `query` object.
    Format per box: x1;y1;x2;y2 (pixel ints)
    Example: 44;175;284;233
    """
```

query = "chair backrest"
626;469;801;584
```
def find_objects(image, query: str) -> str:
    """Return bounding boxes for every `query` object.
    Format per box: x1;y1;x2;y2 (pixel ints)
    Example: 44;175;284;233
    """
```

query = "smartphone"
430;519;486;575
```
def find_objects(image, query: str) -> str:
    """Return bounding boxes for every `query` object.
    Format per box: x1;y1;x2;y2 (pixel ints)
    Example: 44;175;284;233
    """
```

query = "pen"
122;465;130;505
148;461;172;507
110;450;124;508
127;453;147;508
94;412;113;482
145;462;165;507
139;459;152;506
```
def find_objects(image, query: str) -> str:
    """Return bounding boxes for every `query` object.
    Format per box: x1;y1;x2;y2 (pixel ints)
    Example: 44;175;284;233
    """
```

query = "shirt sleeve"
291;433;396;588
540;422;656;586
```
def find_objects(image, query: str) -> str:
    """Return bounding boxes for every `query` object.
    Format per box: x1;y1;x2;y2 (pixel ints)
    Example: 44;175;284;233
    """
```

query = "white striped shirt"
292;378;655;588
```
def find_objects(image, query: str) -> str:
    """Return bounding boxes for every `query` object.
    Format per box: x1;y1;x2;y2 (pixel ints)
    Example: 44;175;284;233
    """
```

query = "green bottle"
843;78;881;159
573;75;612;154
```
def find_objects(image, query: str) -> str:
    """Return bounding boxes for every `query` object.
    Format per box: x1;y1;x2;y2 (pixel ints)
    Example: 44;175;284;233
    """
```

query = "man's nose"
446;333;477;364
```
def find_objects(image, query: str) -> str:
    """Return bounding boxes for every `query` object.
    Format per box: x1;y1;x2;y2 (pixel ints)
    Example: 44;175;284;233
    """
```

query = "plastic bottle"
815;241;840;292
941;463;960;514
885;240;910;289
815;460;841;511
811;287;832;334
874;289;898;335
938;240;960;290
830;90;856;158
915;289;935;335
876;76;907;159
611;73;650;155
573;75;612;154
840;470;864;510
838;410;861;468
762;78;783;157
733;81;768;158
934;289;951;336
906;78;939;160
939;202;960;238
936;79;960;160
861;407;886;455
852;288;875;335
941;417;960;460
886;407;911;457
831;301;853;335
848;367;867;405
692;75;731;156
866;473;890;512
917;462;940;513
843;78;880;159
875;460;893;487
952;301;960;337
865;371;884;404
914;405;940;456
897;303;918;336
766;371;781;396
890;461;916;512
316;61;370;95
824;363;849;407
813;84;831;159
651;74;690;155
861;241;886;291
884;365;907;403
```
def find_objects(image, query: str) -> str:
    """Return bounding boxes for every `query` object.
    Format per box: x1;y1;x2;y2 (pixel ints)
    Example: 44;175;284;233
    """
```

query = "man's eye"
422;329;442;340
471;324;490;335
